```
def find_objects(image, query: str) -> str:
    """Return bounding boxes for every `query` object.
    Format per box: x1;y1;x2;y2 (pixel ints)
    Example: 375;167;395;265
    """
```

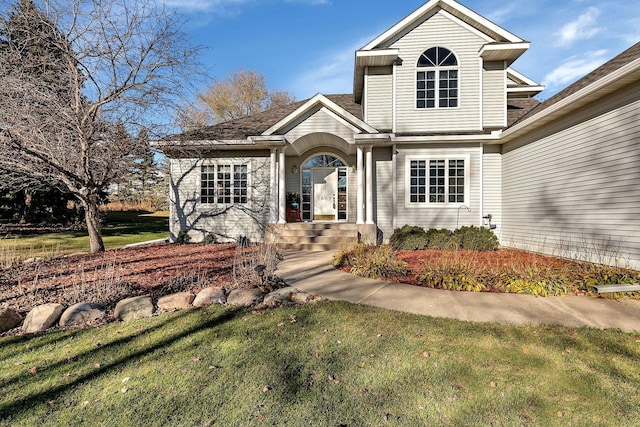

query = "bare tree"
177;68;296;129
0;0;201;253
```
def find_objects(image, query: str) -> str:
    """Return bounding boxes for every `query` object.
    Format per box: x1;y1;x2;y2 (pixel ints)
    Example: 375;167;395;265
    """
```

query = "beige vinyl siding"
365;66;393;131
283;108;356;144
389;10;487;133
482;61;506;128
170;153;271;243
373;147;394;240
482;144;502;238
501;81;640;269
395;144;481;230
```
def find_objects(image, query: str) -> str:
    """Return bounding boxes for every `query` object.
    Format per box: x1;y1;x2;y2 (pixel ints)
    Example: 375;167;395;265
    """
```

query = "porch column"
278;148;286;224
269;148;277;223
365;145;374;224
356;146;364;224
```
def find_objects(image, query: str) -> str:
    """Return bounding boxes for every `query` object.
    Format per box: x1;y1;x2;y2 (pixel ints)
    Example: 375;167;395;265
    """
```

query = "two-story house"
156;0;640;270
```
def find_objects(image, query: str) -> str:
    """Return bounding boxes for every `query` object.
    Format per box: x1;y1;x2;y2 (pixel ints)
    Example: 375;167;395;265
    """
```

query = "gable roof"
504;41;640;139
167;94;362;142
354;0;529;102
263;93;376;136
362;0;522;51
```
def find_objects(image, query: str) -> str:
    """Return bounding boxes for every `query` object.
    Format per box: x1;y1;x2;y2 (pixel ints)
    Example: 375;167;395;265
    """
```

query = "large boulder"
59;303;107;327
23;303;65;333
0;308;23;333
192;287;226;307
157;292;195;311
226;288;264;307
114;296;154;322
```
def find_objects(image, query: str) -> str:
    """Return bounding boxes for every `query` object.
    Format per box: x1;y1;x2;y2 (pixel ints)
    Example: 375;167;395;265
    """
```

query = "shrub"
349;245;410;279
203;233;217;245
454;226;499;251
390;225;429;250
425;228;460;250
333;244;377;268
175;229;191;244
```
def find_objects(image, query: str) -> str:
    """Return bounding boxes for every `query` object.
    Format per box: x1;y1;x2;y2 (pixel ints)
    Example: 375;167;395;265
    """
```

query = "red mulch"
0;243;240;317
390;248;572;286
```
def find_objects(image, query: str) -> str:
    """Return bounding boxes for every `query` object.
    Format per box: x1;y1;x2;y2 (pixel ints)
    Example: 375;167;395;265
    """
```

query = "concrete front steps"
270;222;358;251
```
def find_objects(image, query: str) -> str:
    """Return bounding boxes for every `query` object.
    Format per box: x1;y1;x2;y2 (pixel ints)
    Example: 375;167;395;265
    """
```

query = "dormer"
355;0;537;134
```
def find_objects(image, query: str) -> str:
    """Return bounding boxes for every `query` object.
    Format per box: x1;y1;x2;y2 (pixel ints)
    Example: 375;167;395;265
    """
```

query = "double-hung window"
417;47;458;109
408;157;467;206
201;164;248;204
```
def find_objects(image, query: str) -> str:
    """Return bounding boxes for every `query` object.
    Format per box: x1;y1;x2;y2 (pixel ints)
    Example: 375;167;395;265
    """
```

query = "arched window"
416;47;458;109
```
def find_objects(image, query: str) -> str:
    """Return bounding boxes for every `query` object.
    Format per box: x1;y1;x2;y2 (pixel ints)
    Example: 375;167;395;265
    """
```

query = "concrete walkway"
276;250;640;333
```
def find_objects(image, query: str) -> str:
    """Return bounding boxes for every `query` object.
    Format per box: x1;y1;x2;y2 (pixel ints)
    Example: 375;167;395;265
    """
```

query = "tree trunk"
84;197;105;253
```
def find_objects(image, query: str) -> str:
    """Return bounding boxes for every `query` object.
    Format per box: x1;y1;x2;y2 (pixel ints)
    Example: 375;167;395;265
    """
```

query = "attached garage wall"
501;80;640;270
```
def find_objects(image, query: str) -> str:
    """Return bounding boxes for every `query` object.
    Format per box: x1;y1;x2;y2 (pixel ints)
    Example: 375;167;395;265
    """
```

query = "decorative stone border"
2;286;318;335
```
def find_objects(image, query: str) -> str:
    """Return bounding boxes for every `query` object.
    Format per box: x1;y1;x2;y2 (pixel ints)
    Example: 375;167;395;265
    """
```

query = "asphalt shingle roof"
173;94;362;141
511;41;640;126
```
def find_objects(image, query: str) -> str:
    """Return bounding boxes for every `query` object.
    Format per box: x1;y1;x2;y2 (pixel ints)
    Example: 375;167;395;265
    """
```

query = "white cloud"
163;0;329;13
289;37;371;98
542;49;609;91
484;4;518;24
556;7;601;46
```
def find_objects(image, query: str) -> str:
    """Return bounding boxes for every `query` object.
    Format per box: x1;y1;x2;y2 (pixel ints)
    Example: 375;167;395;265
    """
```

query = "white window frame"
200;162;251;206
405;155;470;208
416;47;460;110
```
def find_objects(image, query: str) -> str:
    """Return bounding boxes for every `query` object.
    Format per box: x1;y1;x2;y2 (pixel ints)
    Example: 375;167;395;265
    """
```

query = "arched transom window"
416;47;458;109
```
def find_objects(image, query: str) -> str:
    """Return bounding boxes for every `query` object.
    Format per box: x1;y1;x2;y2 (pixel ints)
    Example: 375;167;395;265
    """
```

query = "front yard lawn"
1;301;639;426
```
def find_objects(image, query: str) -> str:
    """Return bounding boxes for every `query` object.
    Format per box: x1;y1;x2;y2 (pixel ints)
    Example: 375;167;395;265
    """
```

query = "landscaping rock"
114;296;154;322
193;287;226;307
263;287;313;305
23;303;65;333
59;303;107;327
0;308;23;333
227;288;264;307
157;292;195;311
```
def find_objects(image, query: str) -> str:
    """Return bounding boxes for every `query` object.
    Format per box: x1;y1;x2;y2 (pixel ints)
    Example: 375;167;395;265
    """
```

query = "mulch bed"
0;243;240;317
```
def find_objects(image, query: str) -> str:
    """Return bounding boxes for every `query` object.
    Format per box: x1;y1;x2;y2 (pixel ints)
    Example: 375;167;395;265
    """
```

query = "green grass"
1;301;639;426
0;211;168;264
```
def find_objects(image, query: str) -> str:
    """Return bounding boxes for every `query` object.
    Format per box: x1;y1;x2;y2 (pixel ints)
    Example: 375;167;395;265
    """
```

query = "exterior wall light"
291;164;299;174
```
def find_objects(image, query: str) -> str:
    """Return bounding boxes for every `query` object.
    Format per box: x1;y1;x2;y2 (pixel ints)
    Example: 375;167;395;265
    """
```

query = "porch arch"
286;132;356;157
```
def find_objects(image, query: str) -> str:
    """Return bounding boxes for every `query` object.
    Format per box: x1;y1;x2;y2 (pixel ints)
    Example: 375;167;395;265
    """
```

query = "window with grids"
201;164;248;204
417;47;458;109
409;159;465;204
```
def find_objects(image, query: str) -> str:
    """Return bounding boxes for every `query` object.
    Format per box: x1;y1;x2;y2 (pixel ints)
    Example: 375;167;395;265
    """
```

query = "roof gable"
362;0;522;52
263;93;376;136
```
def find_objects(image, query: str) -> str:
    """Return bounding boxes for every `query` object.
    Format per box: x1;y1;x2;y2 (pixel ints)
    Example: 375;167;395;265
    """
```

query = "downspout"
392;143;397;231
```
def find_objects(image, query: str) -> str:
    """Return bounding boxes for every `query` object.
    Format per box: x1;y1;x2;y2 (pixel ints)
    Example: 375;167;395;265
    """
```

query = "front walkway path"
276;250;640;333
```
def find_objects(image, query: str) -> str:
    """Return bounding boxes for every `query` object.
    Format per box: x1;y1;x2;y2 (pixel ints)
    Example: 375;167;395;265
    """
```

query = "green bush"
175;229;191;244
203;233;217;245
454;226;499;251
425;228;460;250
333;244;377;268
349;245;410;279
389;225;429;250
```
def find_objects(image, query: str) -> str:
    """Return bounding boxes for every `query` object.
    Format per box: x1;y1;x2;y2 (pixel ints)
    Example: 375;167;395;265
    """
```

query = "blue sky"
165;0;640;102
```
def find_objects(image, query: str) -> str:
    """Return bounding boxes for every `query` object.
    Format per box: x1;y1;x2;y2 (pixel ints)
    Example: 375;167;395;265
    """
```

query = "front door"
313;168;337;221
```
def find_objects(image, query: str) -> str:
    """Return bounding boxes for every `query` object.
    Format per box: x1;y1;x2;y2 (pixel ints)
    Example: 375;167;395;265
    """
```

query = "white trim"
439;8;493;43
363;66;369;123
507;68;542;87
392;133;501;143
199;162;252;207
415;46;461;110
404;154;471;208
263;93;377;136
503;60;508;128
392;60;398;133
361;0;522;51
479;57;483;130
501;56;640;142
478;144;484;225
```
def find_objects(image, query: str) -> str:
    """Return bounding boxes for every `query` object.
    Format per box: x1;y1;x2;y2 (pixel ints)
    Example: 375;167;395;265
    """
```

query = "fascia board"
361;0;522;51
